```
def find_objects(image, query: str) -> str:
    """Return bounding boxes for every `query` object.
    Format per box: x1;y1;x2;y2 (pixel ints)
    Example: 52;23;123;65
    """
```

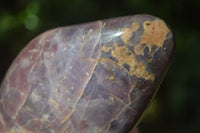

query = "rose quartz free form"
0;15;175;133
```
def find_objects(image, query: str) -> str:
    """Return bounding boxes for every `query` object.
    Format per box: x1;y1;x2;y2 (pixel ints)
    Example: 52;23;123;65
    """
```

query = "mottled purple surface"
0;15;175;133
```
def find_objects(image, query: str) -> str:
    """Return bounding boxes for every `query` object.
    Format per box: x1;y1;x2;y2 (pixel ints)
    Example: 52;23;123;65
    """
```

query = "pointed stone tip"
134;14;176;48
101;14;175;81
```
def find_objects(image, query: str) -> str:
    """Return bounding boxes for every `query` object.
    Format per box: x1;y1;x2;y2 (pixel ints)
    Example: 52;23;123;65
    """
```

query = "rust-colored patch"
111;43;155;81
111;43;136;65
134;19;169;55
102;46;110;52
121;22;139;44
133;60;155;81
134;44;145;55
106;65;111;74
109;75;114;81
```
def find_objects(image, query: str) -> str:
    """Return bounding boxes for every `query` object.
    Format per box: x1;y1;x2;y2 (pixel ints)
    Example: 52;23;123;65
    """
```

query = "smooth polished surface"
0;15;175;133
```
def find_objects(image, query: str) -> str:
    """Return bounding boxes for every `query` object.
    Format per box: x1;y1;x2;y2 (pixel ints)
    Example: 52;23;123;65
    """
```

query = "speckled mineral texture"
0;15;175;133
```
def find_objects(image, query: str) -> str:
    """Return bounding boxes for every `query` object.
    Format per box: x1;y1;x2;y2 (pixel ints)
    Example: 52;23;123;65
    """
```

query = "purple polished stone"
0;15;175;133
